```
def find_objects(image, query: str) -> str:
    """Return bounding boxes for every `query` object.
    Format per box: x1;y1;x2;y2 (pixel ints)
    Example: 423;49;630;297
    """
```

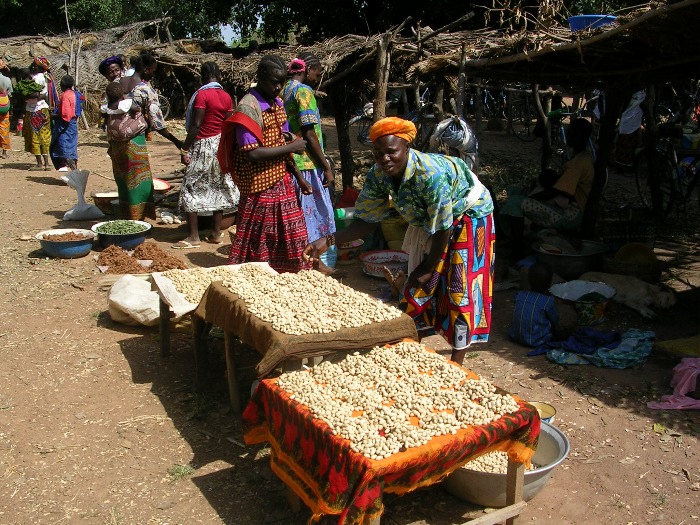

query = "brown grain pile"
97;245;147;274
44;232;93;241
132;241;188;272
97;242;188;274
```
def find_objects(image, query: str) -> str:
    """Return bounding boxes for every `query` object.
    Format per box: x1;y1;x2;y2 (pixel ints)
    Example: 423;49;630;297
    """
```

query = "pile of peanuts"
217;266;403;335
277;340;521;461
463;451;536;474
161;266;241;304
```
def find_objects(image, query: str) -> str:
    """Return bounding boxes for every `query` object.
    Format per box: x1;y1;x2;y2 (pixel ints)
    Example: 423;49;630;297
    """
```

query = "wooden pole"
456;43;468;116
331;87;355;189
374;34;392;122
74;35;90;129
474;77;483;133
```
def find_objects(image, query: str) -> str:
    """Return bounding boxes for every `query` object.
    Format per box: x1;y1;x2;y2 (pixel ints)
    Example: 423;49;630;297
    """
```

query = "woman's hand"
288;136;307;153
298;177;313;195
302;236;329;264
322;168;334;189
406;262;434;290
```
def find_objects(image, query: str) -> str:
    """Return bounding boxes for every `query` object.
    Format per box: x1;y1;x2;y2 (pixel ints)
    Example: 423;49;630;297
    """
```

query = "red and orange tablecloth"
243;348;540;525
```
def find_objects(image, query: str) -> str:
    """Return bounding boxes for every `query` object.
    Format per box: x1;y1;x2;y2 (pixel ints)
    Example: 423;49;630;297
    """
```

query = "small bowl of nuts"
359;250;408;278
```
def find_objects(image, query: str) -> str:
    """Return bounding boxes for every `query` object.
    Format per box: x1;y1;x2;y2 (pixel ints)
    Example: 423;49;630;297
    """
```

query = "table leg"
282;359;304;372
505;458;525;525
224;331;241;413
159;298;171;357
192;317;210;392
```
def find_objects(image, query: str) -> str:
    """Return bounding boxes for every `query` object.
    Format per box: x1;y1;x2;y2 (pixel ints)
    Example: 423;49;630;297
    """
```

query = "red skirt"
228;172;312;273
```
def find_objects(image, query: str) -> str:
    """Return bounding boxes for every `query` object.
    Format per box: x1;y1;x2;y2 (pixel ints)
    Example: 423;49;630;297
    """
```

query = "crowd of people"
4;50;611;360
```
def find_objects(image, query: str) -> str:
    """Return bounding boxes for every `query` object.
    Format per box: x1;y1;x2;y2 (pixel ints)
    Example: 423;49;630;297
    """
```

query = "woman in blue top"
304;117;495;364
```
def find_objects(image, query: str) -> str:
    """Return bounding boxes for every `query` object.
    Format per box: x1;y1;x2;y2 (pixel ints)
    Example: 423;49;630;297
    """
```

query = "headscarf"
98;56;124;78
287;58;306;74
369;116;417;144
0;59;8;72
31;56;58;111
33;57;50;72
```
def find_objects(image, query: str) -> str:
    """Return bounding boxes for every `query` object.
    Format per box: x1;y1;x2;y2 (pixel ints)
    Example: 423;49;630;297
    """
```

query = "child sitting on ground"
509;261;576;348
100;81;147;142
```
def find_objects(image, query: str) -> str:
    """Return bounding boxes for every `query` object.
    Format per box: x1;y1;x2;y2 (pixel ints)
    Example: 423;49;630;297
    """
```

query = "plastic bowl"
549;279;616;325
442;421;570;507
91;220;152;250
529;401;557;424
35;229;95;259
568;14;617;31
336;239;364;266
153;178;171;194
359;250;409;278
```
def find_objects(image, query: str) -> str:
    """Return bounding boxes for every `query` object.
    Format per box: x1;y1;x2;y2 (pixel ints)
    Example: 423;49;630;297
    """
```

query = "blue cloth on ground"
527;326;619;356
543;329;655;368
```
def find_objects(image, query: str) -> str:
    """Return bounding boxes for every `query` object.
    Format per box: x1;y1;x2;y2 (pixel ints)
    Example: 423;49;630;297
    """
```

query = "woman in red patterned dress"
218;54;311;273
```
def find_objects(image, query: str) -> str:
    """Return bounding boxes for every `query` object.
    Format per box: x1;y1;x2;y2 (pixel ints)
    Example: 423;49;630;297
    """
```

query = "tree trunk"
332;87;355;189
581;85;628;239
456;43;468;116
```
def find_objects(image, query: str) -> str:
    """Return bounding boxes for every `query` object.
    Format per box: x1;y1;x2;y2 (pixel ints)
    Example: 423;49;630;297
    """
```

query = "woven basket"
602;256;660;283
599;218;656;252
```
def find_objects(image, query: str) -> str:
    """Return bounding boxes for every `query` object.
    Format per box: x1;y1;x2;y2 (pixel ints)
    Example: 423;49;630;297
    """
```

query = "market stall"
243;340;540;525
152;264;418;411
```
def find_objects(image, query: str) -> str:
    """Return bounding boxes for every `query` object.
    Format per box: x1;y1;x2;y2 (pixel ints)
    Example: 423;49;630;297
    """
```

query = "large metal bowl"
442;421;570;508
534;240;608;280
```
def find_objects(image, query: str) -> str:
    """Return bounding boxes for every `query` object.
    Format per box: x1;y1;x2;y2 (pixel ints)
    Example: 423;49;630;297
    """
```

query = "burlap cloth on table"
194;281;419;377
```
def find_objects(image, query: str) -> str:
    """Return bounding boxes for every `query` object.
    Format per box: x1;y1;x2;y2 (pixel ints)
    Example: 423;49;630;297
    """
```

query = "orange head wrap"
0;59;8;71
33;57;50;71
369;116;417;144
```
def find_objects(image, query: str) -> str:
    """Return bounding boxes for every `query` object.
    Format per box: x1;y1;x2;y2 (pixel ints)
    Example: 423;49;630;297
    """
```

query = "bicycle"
635;123;700;217
347;102;373;146
402;88;437;152
508;87;538;142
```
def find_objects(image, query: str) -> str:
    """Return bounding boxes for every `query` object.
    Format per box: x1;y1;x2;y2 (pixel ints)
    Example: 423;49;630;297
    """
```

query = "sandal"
204;232;225;244
171;240;200;249
28;165;44;171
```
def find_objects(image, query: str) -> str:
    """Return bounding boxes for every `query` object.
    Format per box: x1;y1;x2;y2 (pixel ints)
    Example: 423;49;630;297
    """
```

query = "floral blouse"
130;81;166;131
354;149;494;234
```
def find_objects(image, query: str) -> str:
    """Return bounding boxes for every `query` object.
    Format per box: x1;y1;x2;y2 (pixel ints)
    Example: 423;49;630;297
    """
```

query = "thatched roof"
406;0;700;89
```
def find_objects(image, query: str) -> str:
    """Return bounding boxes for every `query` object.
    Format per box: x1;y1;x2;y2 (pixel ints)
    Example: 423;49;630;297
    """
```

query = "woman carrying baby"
102;81;152;219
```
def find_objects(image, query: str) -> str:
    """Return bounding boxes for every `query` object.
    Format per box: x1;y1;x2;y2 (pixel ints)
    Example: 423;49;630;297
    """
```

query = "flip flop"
204;233;225;244
28;166;44;171
171;240;200;249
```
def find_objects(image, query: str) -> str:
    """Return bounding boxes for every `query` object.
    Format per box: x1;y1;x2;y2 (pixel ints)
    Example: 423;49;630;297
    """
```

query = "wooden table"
151;266;418;412
242;349;540;525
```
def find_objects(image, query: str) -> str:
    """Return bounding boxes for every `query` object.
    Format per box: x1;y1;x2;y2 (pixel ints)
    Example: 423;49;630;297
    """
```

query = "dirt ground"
1;119;699;525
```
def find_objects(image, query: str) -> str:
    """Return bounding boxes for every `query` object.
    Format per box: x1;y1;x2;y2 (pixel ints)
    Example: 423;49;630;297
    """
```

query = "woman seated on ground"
304;117;495;365
173;61;240;249
219;54;311;273
500;117;594;260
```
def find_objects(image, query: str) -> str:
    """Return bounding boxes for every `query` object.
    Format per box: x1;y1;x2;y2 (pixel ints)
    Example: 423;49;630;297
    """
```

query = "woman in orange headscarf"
304;117;496;364
0;60;12;159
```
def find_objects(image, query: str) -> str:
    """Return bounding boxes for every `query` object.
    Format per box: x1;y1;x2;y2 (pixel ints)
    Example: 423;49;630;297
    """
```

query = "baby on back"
100;81;147;141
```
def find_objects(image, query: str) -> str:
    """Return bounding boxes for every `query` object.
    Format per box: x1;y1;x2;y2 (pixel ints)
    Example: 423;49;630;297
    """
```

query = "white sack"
108;275;160;327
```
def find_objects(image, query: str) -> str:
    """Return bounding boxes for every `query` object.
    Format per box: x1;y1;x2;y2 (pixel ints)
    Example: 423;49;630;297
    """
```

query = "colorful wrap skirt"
229;172;312;273
50;117;78;167
179;134;240;213
293;166;336;242
108;134;155;220
0;112;10;151
402;212;495;349
24;109;51;155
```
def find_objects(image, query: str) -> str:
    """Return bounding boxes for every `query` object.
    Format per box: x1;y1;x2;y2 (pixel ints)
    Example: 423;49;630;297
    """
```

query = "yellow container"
380;215;408;244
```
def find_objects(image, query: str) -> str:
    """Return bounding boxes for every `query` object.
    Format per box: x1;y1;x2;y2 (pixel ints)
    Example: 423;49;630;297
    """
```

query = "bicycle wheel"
509;100;538;142
635;151;674;215
348;115;372;145
158;94;171;120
